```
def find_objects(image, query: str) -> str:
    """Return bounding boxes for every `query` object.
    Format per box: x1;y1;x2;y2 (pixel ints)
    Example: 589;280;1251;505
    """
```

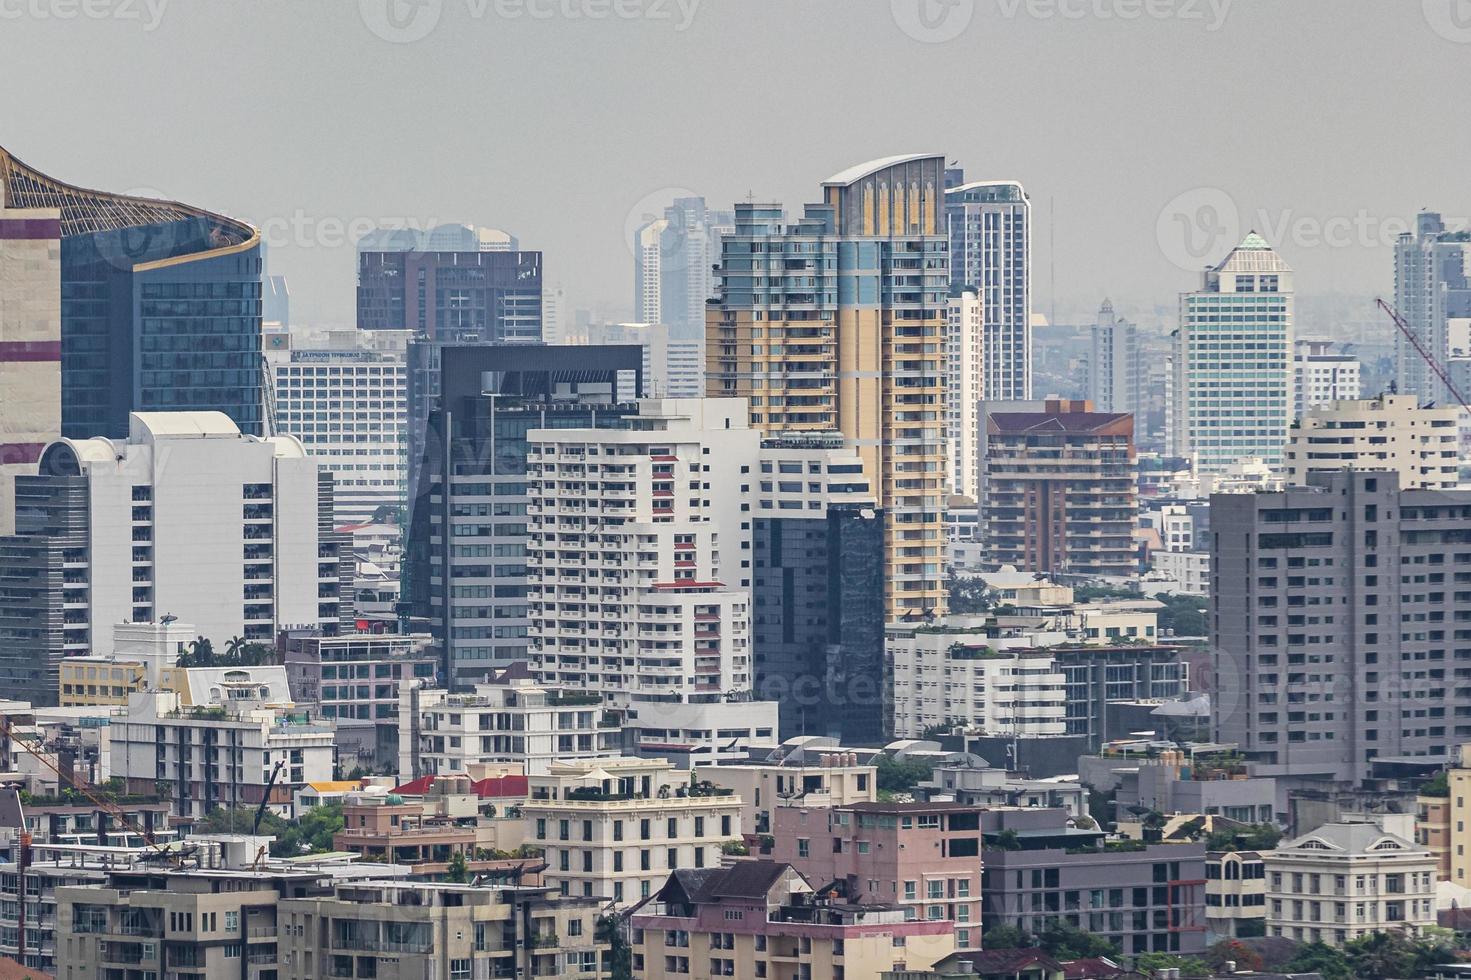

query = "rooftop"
821;153;944;186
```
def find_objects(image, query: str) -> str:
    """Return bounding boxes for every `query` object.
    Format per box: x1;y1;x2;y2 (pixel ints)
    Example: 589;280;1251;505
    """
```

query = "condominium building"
631;861;957;980
707;154;950;618
585;320;705;397
945;172;1031;400
277;879;611;980
266;328;410;525
404;343;643;685
522;757;745;907
695;754;878;835
982;399;1138;577
1285;393;1460;490
0;203;61;537
1170;232;1293;473
0;412;344;704
947;287;983;499
1416;789;1451;881
886;623;1068;739
1293;338;1361;418
527;398;779;761
1211;470;1471;782
1441;743;1471;884
768;800;984;947
1394;212;1471;404
633;196;732;337
751;434;886;742
1205;850;1268;940
398;665;622;778
356;229;542;341
1;144;265;440
1088;298;1143;417
111;689;335;819
979;807;1208;956
1264;822;1437;943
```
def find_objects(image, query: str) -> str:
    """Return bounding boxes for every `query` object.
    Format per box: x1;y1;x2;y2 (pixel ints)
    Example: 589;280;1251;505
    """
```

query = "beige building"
522;757;744;907
277;880;610;979
1418;791;1452;881
1445;744;1471;884
1205;850;1267;939
707;155;950;618
1285;394;1460;490
0;204;62;538
631;861;956;980
696;754;877;835
1264;822;1437;943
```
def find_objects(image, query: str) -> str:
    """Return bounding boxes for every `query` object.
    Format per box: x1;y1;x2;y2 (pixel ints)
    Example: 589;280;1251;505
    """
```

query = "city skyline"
2;3;1466;329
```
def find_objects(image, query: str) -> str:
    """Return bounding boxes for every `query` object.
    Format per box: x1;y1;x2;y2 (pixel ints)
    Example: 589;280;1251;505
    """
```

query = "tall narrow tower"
945;176;1032;400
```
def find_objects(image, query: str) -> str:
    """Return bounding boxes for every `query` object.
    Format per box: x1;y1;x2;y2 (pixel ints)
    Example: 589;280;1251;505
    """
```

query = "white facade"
111;689;335;819
527;399;778;762
1171;233;1294;474
632;197;729;336
1394;212;1471;405
946;180;1031;400
398;676;621;778
42;412;338;655
1264;823;1437;944
946;288;983;500
266;330;408;526
1150;550;1210;597
1285;394;1461;490
1293;339;1361;418
585;321;704;399
887;623;1068;739
1089;298;1143;417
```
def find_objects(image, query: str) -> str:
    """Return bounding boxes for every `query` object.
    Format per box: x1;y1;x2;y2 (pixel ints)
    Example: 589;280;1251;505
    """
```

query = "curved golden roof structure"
0;144;256;249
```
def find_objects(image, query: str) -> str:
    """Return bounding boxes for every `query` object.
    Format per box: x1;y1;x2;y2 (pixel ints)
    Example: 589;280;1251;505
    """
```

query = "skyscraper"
945;172;1031;400
1394;212;1471;404
1293;338;1361;418
1170;232;1294;474
1088;298;1143;417
356;225;542;341
707;154;950;618
946;287;983;500
0;145;265;440
632;196;731;337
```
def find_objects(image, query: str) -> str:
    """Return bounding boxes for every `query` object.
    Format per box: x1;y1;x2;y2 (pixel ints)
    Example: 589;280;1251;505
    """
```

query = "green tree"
981;924;1029;949
946;571;991;614
1206;938;1264;973
1035;921;1118;960
445;851;469;883
186;636;215;667
1283;941;1352;980
1206;822;1282;852
1420;769;1450;797
224;635;247;661
1135;954;1209;978
597;914;633;980
874;755;936;796
986;829;1023;852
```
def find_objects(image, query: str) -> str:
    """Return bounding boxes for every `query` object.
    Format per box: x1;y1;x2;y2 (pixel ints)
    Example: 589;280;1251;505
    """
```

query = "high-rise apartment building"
1170;232;1293;474
1088;298;1143;417
1293;338;1361;418
586;321;704;397
633;196;731;337
1;145;265;439
0;204;61;537
1394;212;1471;404
527;399;778;760
751;435;885;742
946;287;983;500
0;412;343;704
945;172;1031;400
1212;470;1471;783
266;328;410;525
707;155;950;617
405;344;643;686
1285;394;1459;490
982;399;1138;577
356;227;541;340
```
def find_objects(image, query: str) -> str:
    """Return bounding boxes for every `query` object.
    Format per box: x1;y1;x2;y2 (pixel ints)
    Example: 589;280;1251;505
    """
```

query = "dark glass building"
357;246;542;341
404;344;642;687
0;146;264;439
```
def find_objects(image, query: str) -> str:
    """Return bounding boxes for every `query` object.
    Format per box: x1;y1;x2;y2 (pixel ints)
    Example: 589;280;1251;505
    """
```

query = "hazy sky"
3;0;1467;328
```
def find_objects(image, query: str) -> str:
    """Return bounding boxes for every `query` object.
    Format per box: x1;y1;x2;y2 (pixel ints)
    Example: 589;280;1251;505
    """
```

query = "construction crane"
1377;298;1471;412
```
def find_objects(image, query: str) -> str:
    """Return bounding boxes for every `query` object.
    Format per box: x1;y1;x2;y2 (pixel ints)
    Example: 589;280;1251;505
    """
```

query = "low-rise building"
1418;790;1452;881
1264;822;1437;943
111;690;335;819
696;752;877;835
522;757;744;907
1079;744;1278;826
979;807;1207;956
768;801;985;949
1205;849;1267;940
631;861;956;980
918;766;1086;819
398;665;622;779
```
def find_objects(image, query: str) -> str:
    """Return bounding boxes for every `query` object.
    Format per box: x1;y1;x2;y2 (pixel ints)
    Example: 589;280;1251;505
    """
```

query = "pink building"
768;800;984;949
629;860;956;980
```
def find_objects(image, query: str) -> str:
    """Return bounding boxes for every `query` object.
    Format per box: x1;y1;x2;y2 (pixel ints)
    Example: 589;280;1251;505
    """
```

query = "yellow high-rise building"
707;154;949;617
